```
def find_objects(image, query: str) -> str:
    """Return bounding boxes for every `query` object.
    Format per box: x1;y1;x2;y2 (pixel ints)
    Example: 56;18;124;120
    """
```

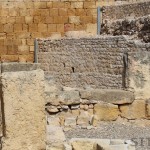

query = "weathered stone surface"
102;15;150;43
71;105;80;110
47;125;66;144
1;63;40;73
65;117;77;127
80;89;134;105
71;109;80;116
46;144;65;150
47;117;60;126
120;100;146;119
129;52;150;100
77;110;90;126
58;91;80;105
38;36;126;89
110;139;125;145
146;99;150;117
70;138;135;150
46;106;59;113
103;1;150;20
71;140;97;150
45;90;80;106
2;69;46;150
94;102;119;121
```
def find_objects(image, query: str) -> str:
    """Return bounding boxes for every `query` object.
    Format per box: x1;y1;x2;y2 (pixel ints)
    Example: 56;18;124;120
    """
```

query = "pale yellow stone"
120;100;146;119
86;23;97;35
94;102;119;121
72;140;97;150
2;70;46;150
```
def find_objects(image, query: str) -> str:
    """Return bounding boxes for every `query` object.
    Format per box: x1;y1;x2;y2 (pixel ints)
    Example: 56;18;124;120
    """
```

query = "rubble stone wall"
101;15;150;43
38;36;127;89
38;36;150;89
103;1;150;20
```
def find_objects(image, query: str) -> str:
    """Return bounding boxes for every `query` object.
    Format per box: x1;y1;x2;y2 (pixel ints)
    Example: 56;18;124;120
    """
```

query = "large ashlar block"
1;69;46;150
120;100;146;119
94;102;119;121
129;52;150;100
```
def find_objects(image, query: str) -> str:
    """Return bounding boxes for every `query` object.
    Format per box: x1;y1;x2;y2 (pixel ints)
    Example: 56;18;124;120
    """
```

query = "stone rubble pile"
101;15;150;43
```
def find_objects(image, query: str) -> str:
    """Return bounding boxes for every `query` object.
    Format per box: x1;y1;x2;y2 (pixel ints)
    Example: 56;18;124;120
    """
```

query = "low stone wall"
103;1;150;20
45;83;149;149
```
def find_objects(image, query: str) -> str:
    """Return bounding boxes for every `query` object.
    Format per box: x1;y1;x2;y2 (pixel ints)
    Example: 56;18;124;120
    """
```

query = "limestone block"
64;117;77;126
45;89;80;106
53;2;64;8
58;90;80;105
84;2;96;9
38;23;47;32
46;143;64;150
110;145;131;150
77;110;90;126
94;102;119;121
34;2;47;8
71;105;79;110
80;89;134;105
71;2;83;9
47;117;60;126
71;109;80;116
86;23;97;35
146;99;150;117
2;69;46;150
71;141;97;150
4;23;13;33
47;125;66;144
69;16;80;25
46;106;59;113
1;63;40;73
120;100;146;119
25;16;33;24
129;52;150;100
110;139;125;145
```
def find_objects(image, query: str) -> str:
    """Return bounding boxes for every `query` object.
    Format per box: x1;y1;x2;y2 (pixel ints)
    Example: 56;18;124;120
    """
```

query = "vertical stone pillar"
129;52;150;100
1;68;46;150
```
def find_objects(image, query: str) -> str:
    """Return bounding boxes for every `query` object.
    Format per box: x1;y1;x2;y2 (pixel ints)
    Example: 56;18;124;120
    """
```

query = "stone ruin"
0;0;149;150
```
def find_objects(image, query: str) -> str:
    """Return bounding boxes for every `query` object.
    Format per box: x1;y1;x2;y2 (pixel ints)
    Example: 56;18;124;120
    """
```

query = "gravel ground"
65;121;150;150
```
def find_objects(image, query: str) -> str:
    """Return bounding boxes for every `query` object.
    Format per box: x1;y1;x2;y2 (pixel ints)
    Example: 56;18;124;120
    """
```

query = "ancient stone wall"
38;36;150;89
103;1;150;20
38;36;127;89
0;0;117;63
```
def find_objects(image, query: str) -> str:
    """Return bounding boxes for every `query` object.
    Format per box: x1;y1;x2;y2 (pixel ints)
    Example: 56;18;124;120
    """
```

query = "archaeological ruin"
0;0;149;150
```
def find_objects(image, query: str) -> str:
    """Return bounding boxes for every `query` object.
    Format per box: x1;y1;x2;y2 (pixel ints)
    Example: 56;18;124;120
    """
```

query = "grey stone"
65;117;77;126
58;91;80;105
1;63;40;73
80;89;134;105
71;105;80;110
47;125;66;144
46;106;59;113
